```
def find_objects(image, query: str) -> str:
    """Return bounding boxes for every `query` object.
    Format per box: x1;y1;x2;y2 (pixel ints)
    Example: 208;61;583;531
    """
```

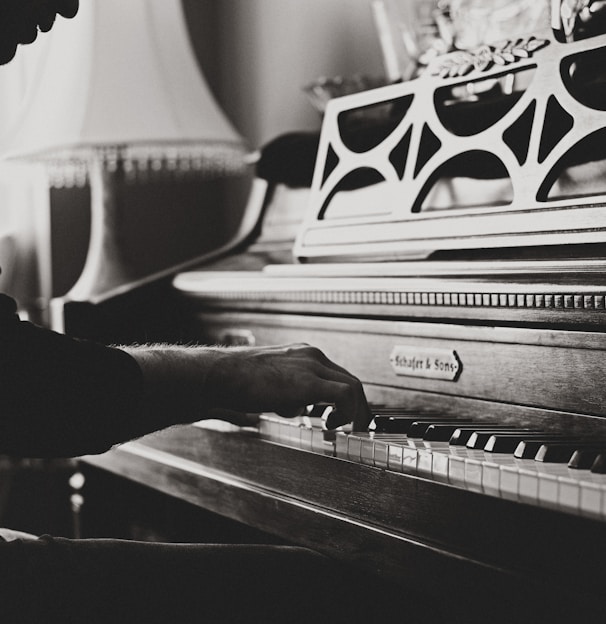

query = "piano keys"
83;410;606;619
256;409;606;518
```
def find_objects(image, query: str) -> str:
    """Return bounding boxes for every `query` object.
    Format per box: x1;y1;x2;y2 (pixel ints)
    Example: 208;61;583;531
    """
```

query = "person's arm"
0;295;370;457
0;296;144;457
125;342;370;433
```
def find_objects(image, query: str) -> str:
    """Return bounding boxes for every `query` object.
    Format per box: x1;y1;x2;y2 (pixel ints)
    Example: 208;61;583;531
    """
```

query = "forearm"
123;344;227;430
127;342;371;431
0;332;221;457
2;536;365;624
0;314;369;457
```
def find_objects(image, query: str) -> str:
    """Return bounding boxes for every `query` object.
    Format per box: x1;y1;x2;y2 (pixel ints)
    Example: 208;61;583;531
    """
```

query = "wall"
184;0;386;149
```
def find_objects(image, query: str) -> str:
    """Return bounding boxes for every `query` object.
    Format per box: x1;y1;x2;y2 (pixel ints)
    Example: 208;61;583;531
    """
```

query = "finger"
314;366;371;431
311;378;371;432
276;405;307;419
205;408;260;428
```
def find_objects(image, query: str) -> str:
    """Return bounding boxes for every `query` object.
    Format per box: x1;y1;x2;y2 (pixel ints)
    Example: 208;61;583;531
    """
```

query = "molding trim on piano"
179;286;606;311
295;27;606;261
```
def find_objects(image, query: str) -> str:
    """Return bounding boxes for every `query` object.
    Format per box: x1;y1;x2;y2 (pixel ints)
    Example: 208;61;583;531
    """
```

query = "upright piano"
83;26;606;620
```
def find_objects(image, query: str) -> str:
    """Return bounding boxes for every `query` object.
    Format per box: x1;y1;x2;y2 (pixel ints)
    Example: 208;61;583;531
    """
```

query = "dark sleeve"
0;294;144;457
0;536;375;624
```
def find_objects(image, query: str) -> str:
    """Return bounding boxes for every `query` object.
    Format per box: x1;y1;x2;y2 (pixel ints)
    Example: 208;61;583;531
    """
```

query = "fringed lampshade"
1;0;247;308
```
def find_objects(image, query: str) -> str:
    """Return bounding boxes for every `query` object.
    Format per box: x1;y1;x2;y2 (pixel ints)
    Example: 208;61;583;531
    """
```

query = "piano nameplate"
390;345;461;381
191;311;606;423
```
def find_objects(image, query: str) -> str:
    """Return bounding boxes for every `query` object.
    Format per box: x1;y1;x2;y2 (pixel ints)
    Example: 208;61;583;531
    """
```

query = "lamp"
1;0;249;323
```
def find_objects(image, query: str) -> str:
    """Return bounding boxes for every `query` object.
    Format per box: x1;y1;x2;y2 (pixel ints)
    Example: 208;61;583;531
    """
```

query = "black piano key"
408;419;475;439
373;408;441;416
373;415;445;434
483;434;527;454
535;441;605;463
306;403;334;419
568;448;606;470
466;429;541;450
422;422;478;441
591;453;606;473
449;425;520;446
484;431;571;457
514;436;580;459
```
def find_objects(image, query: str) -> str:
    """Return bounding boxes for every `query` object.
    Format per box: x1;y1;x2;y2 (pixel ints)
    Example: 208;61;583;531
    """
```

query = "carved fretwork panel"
296;29;606;262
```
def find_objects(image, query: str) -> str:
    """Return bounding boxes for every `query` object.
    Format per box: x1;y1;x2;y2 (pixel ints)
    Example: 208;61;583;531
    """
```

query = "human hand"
128;343;373;433
201;344;371;431
0;0;79;64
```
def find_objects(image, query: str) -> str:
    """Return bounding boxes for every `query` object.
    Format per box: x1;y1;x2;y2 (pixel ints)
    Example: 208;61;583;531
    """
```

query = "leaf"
525;37;548;52
511;47;530;58
474;46;493;71
457;63;473;76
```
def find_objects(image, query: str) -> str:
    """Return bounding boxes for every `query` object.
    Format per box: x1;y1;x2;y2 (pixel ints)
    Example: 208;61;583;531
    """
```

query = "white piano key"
416;448;433;477
402;443;420;475
529;463;578;511
416;442;449;478
448;455;466;488
312;427;332;455
579;477;606;519
481;460;500;496
278;419;292;444
518;466;541;504
335;432;348;459
480;453;518;497
387;443;404;472
299;425;313;451
557;474;581;513
515;461;570;509
373;439;389;468
500;465;520;501
454;448;486;492
291;422;304;448
464;457;485;493
373;434;408;469
538;472;560;510
360;436;375;466
431;448;451;483
259;414;281;442
347;434;363;463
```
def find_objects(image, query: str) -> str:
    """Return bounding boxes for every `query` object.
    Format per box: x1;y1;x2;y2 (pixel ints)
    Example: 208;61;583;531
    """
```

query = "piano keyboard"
258;407;606;521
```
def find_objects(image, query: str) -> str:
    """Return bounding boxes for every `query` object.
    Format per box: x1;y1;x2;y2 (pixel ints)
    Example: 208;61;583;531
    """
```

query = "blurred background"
0;0;385;320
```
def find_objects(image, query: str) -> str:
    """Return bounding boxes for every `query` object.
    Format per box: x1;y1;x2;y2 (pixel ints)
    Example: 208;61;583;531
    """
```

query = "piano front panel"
192;310;606;429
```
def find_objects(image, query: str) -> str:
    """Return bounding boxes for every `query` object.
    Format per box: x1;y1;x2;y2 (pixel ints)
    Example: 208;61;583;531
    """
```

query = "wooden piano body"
82;27;606;619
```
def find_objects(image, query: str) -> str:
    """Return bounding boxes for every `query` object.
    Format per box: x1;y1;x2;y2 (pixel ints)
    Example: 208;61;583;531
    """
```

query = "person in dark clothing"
0;3;376;622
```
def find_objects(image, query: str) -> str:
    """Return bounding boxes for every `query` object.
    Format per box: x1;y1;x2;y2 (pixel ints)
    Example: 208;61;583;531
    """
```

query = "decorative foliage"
429;37;549;78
